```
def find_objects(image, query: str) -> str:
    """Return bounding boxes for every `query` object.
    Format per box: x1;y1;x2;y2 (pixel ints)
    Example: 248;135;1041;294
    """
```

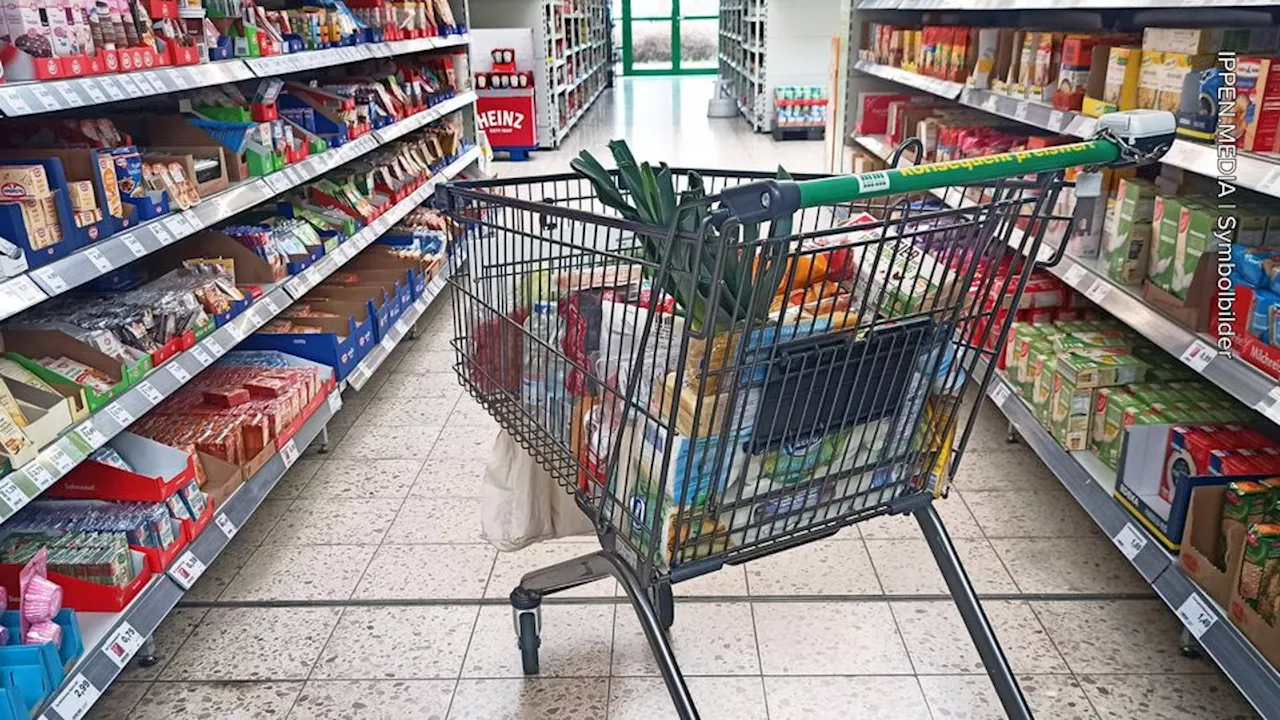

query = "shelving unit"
0;13;479;715
470;0;611;148
717;0;842;133
839;3;1280;715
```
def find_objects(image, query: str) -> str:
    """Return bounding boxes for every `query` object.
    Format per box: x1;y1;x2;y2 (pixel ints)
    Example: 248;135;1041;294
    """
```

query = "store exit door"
616;0;718;75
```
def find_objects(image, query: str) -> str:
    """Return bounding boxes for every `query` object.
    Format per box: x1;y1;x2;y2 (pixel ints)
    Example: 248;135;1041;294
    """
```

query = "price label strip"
121;233;146;257
0;481;28;511
169;363;192;383
279;439;301;469
1176;593;1218;639
101;621;145;669
137;381;165;405
1112;523;1147;561
167;551;207;590
215;513;238;540
74;421;109;449
48;673;101;720
47;446;78;474
989;383;1011;408
26;463;56;490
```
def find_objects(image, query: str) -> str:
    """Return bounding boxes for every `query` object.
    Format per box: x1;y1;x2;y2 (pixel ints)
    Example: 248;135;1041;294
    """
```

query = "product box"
966;28;1013;90
1242;57;1280;152
1049;367;1093;450
51;432;198;502
1143;28;1224;55
1157;53;1215;113
241;310;376;381
0;329;145;410
1114;423;1237;551
854;93;915;135
1054;346;1147;390
1172;200;1214;301
1180;485;1248;607
1103;178;1157;285
2;376;73;452
0;165;51;201
1147;194;1183;290
1086;46;1142;117
1137;50;1165;109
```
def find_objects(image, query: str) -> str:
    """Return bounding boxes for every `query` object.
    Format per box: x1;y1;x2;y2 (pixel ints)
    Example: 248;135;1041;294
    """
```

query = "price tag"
117;75;140;95
106;403;135;427
150;222;174;245
0;276;46;318
1113;524;1147;560
84;83;106;104
1259;167;1280;198
2;92;33;115
167;213;194;235
215;513;238;540
1062;264;1087;286
1048;110;1064;130
99;76;125;100
26;463;55;490
133;74;156;94
1176;593;1218;639
85;247;113;273
262;296;281;314
49;673;100;720
381;336;396;352
142;71;166;92
191;346;214;366
226;322;246;341
47;447;76;474
327;391;343;415
1179;340;1215;372
183;210;201;229
101;621;145;669
168;363;192;383
285;277;305;297
31;85;60;111
0;480;28;510
990;383;1011;408
167;551;207;589
75;421;108;449
120;233;146;257
54;82;82;106
205;337;225;355
279;438;301;469
395;318;409;335
1014;101;1029;122
35;266;69;293
1084;279;1111;304
138;381;164;405
265;172;290;194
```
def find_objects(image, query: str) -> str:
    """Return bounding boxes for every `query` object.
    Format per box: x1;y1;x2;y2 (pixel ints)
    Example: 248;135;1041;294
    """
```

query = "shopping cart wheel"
652;582;675;634
516;610;541;675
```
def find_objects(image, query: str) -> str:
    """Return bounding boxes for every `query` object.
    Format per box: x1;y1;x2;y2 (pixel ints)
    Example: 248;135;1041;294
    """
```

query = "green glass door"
619;0;717;75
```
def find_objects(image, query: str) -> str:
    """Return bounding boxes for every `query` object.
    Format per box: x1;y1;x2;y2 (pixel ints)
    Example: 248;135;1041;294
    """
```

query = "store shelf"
854;131;1280;430
974;361;1280;719
33;383;342;720
853;60;1280;201
0;145;481;528
345;257;457;390
0;91;477;323
556;82;607;143
0;34;471;117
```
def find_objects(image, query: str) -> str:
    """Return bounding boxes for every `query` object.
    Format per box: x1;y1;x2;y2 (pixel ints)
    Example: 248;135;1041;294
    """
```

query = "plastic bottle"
523;302;567;435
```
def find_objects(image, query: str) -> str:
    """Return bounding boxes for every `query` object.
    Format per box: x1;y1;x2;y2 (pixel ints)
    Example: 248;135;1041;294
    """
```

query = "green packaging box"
1104;178;1158;285
1149;194;1186;292
1050;368;1095;451
1173;200;1215;300
1055;347;1148;390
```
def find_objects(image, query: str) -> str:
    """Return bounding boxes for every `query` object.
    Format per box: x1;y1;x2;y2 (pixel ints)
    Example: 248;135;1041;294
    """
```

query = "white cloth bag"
481;429;594;551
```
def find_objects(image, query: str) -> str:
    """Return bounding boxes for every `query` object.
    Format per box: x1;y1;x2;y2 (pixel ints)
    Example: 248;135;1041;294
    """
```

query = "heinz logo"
479;109;526;130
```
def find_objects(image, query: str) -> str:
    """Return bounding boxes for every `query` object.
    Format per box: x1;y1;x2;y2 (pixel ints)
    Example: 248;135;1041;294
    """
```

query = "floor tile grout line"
748;600;770;719
1026;600;1106;719
445;604;486;719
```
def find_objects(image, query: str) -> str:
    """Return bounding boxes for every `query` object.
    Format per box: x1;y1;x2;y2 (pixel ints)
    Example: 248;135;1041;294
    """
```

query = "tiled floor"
90;78;1260;719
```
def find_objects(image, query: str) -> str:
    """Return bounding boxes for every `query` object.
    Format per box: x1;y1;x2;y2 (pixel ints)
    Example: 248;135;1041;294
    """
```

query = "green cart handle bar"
717;110;1176;224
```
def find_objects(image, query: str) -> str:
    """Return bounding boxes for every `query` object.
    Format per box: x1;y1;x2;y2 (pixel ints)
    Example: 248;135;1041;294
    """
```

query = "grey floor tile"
447;678;609;720
991;537;1150;594
752;601;913;676
890;600;1069;675
304;424;350;457
129;681;303;720
865;537;1019;595
374;372;461;400
357;396;459;426
1077;673;1257;719
953;449;1064;491
353;543;496;600
312;606;478;680
274;456;324;499
745;538;883;596
487;542;616;598
120;608;207;681
329;424;444;460
409;456;486;498
300;458;425;498
85;680;149;720
463;604;613;678
159;607;341;681
608;676;768;720
859;493;984;540
234;498;293;546
613;601;759;676
288;680;455;720
918;674;1099;720
264;498;402;545
393;349;459;375
763;675;931;720
1032;600;1211;675
431;423;501;460
220;544;374;602
384;497;483;544
183;530;259;603
670;564;748;597
449;397;504;427
964;488;1099;538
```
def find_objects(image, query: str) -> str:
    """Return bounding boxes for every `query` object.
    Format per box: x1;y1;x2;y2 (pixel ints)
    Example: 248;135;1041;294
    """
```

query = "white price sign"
31;85;60;111
989;383;1011;408
35;266;69;293
266;172;291;194
1112;523;1147;560
381;336;396;352
0;276;45;317
133;74;156;94
168;550;207;589
99;77;125;100
26;463;55;490
169;363;192;383
106;403;136;427
47;447;76;474
1179;340;1216;372
166;213;194;235
279;439;301;469
1014;101;1029;121
1258;167;1280;197
1062;264;1087;286
1084;280;1110;304
49;673;100;720
205;337;226;356
150;223;174;245
1048;110;1065;130
137;381;164;405
226;322;246;341
182;210;201;230
1176;593;1218;639
191;346;214;366
101;621;145;669
121;233;146;257
0;480;28;510
262;296;281;314
75;421;108;449
142;71;165;91
285;277;305;297
84;83;107;104
54;82;82;106
215;513;238;540
327;391;343;415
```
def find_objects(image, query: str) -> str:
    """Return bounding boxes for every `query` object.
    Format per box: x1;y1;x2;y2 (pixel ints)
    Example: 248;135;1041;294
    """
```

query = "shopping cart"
434;110;1174;720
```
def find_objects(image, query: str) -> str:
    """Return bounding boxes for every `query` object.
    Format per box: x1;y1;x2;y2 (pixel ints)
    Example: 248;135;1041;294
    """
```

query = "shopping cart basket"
434;110;1174;720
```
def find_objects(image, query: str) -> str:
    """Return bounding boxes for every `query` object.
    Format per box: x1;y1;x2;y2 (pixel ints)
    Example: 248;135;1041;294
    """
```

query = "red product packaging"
855;93;914;135
201;388;251;408
1163;425;1275;501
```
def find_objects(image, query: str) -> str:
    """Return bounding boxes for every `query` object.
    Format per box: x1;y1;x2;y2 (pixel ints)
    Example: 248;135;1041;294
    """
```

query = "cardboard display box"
0;329;147;411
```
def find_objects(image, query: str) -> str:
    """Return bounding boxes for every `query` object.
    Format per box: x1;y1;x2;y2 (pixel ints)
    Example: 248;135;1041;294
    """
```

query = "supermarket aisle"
89;77;1257;720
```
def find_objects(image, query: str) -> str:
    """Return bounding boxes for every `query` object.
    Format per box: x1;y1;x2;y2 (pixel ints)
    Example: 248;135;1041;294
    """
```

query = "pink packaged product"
20;548;64;649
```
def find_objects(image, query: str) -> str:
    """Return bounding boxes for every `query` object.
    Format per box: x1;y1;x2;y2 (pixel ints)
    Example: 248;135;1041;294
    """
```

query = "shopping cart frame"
435;111;1174;720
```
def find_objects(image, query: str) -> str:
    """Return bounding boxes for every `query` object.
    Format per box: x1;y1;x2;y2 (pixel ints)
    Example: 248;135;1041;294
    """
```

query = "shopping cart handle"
716;111;1176;218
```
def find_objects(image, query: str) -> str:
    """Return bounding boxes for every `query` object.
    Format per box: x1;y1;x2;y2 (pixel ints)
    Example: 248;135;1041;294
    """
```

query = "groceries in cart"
452;141;1060;570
